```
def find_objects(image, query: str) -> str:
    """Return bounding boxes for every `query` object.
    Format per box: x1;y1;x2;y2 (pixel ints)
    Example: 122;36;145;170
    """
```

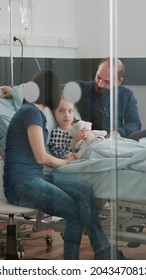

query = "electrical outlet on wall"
13;34;29;46
13;35;20;45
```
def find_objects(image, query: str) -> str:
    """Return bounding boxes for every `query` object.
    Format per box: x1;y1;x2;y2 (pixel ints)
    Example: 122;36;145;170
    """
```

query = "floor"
0;220;146;260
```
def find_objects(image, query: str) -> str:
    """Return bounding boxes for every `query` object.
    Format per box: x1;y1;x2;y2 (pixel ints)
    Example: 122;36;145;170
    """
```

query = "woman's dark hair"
32;69;62;111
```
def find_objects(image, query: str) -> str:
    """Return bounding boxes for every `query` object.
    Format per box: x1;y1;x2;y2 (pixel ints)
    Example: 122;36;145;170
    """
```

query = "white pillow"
74;106;81;121
43;107;57;144
10;84;25;110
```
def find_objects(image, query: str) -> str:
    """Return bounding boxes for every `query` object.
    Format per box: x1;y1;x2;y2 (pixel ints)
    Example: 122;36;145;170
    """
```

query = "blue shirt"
3;103;48;185
76;81;142;137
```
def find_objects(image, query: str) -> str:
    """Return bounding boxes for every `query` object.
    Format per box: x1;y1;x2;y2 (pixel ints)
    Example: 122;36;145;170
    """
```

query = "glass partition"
0;0;145;261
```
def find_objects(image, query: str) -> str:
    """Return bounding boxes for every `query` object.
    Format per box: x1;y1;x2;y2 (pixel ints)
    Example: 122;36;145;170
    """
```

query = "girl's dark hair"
32;69;62;110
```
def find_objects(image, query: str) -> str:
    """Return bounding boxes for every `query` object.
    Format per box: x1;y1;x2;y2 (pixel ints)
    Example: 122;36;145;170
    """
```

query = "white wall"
75;0;146;58
1;0;146;58
117;0;146;58
0;0;146;126
75;0;110;58
0;0;77;58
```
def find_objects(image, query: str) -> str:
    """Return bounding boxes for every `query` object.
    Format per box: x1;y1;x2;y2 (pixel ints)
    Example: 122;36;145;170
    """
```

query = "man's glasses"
96;73;110;85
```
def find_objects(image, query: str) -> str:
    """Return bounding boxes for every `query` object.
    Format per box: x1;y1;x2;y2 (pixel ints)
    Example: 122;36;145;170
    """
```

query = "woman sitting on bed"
2;69;127;260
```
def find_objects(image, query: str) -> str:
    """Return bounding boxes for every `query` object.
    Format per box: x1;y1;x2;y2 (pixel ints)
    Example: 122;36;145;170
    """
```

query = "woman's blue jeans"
4;170;109;259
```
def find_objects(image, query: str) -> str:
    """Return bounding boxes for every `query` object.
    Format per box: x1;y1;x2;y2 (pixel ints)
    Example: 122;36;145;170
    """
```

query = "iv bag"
19;2;29;31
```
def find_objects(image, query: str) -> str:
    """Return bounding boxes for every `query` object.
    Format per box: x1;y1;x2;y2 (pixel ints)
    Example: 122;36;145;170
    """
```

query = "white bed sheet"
54;136;146;202
53;168;146;201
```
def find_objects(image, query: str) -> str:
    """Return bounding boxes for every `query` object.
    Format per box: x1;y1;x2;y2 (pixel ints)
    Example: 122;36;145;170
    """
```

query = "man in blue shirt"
76;57;142;138
0;57;142;138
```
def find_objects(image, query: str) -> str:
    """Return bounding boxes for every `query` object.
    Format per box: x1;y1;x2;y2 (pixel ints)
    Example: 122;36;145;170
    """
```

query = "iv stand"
9;0;14;87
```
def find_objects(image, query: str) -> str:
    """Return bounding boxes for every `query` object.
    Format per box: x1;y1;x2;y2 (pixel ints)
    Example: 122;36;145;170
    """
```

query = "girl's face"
54;98;74;129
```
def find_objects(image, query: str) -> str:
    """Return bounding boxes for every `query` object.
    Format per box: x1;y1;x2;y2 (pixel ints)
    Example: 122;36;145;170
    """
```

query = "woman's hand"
64;152;78;161
27;124;77;167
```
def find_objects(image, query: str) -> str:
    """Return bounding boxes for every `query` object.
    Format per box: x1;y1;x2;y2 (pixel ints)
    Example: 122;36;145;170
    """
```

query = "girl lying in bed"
49;94;107;159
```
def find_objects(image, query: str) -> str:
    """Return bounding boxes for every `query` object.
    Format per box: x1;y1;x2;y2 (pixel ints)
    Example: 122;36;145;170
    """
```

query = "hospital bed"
1;87;146;259
56;136;146;247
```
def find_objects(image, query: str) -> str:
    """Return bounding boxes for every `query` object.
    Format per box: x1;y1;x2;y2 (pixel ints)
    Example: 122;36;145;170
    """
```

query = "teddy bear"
69;120;107;158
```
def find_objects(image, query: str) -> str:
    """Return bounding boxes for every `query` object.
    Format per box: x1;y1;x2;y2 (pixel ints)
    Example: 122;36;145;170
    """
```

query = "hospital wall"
0;0;146;128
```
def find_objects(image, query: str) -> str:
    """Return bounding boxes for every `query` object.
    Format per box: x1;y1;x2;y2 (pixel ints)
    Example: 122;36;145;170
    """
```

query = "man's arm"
0;86;12;99
118;91;142;137
0;84;25;110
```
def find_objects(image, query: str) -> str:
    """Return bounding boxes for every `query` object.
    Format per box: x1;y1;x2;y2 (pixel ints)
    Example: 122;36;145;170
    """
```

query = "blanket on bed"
1;88;146;174
56;136;146;173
